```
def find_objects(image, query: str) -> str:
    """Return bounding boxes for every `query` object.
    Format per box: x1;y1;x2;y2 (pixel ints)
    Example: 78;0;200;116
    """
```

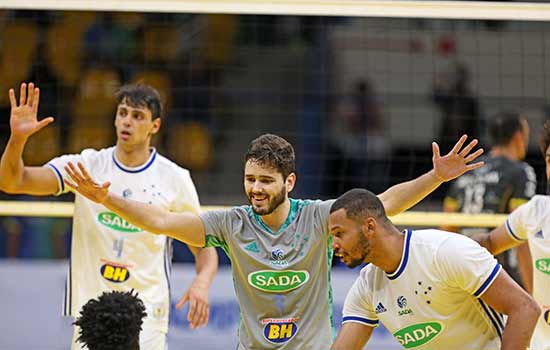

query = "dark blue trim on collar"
112;148;157;173
387;229;412;280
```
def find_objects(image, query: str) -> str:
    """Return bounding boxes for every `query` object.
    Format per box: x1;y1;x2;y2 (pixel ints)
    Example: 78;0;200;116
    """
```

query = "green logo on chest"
248;270;309;293
98;212;142;233
393;322;442;348
536;258;550;275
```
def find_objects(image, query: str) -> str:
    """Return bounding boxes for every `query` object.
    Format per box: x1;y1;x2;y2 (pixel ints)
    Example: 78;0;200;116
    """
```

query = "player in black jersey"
442;112;536;290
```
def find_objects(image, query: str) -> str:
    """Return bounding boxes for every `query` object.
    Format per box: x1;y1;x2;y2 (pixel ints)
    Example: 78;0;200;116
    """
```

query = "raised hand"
432;135;484;182
9;82;54;139
64;162;111;204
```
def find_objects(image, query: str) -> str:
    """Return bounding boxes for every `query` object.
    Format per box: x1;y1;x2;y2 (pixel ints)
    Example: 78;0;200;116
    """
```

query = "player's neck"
259;198;291;232
114;143;153;167
490;146;519;161
372;227;406;274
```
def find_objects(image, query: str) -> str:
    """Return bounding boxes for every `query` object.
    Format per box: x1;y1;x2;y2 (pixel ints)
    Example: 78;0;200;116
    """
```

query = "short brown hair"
244;134;295;179
540;120;550;156
116;83;162;119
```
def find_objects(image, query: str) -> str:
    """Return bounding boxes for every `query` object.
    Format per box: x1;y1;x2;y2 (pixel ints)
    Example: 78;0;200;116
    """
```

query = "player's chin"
252;204;269;215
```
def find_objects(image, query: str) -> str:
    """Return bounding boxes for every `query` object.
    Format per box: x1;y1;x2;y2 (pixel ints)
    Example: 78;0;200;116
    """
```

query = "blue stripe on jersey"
478;299;503;338
164;237;172;294
64;230;74;316
490;306;504;330
505;219;525;241
342;316;379;326
387;229;412;280
63;276;67;316
112;148;157;173
47;163;64;193
473;263;501;297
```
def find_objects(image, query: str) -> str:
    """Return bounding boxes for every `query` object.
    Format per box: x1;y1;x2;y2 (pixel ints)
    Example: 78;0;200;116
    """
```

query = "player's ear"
286;172;296;193
364;217;377;237
150;117;161;135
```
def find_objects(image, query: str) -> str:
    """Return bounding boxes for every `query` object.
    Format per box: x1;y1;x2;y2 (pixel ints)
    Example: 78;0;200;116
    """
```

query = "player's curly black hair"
74;289;147;350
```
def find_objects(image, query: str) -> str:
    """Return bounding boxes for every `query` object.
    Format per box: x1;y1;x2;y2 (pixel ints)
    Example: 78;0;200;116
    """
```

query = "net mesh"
0;5;548;261
0;9;548;205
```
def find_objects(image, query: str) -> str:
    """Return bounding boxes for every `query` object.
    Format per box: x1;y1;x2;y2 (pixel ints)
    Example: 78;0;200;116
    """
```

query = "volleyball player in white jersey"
472;120;550;350
329;189;540;350
0;82;218;350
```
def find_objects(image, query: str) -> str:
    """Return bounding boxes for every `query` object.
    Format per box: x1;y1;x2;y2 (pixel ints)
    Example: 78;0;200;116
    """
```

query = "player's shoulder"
78;146;115;168
411;229;474;252
523;195;550;213
154;152;192;178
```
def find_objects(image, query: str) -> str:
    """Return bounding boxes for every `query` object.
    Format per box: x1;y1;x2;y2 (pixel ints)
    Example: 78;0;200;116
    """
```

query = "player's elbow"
523;297;541;321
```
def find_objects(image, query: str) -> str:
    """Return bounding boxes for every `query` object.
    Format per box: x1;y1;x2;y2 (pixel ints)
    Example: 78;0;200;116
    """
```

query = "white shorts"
71;324;167;350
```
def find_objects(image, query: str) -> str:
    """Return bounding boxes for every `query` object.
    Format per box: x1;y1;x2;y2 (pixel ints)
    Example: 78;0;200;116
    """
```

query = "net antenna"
2;0;550;21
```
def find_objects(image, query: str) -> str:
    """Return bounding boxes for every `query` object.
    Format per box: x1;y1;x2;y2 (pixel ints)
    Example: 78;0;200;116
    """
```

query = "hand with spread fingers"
64;162;111;204
432;134;485;182
9;82;54;140
175;281;210;329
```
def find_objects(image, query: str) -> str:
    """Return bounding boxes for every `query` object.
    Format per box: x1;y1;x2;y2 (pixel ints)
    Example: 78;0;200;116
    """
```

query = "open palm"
64;162;111;204
9;82;54;139
432;135;485;182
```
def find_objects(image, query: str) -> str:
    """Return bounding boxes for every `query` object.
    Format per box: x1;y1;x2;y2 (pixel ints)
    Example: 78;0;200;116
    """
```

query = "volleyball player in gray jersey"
63;133;484;349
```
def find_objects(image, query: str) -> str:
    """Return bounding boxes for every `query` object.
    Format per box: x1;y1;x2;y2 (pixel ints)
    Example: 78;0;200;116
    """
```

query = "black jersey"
444;155;536;283
446;155;536;216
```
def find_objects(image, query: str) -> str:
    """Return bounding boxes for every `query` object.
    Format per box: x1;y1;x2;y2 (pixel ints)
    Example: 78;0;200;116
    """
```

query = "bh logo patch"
544;310;550;326
100;263;130;283
394;322;442;348
262;318;298;344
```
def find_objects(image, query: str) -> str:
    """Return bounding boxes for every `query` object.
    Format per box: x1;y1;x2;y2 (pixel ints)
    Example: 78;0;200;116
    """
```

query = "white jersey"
506;195;550;350
47;146;200;333
343;229;502;350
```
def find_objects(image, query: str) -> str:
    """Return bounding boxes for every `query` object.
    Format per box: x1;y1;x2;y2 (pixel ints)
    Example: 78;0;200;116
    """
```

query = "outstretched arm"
176;246;218;328
65;162;206;246
0;82;57;195
378;135;484;216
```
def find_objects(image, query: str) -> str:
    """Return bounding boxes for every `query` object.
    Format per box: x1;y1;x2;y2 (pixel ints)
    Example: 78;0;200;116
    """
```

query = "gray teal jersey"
200;199;335;349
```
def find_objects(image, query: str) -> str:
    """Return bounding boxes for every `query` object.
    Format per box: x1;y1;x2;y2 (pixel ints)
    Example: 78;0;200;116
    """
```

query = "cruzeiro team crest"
270;248;289;267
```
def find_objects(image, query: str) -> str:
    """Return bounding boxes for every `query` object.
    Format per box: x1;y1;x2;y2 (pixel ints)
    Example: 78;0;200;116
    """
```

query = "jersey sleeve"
199;209;233;247
342;267;379;328
172;169;201;214
311;199;335;238
508;164;537;211
46;152;86;195
506;197;540;242
435;234;501;298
